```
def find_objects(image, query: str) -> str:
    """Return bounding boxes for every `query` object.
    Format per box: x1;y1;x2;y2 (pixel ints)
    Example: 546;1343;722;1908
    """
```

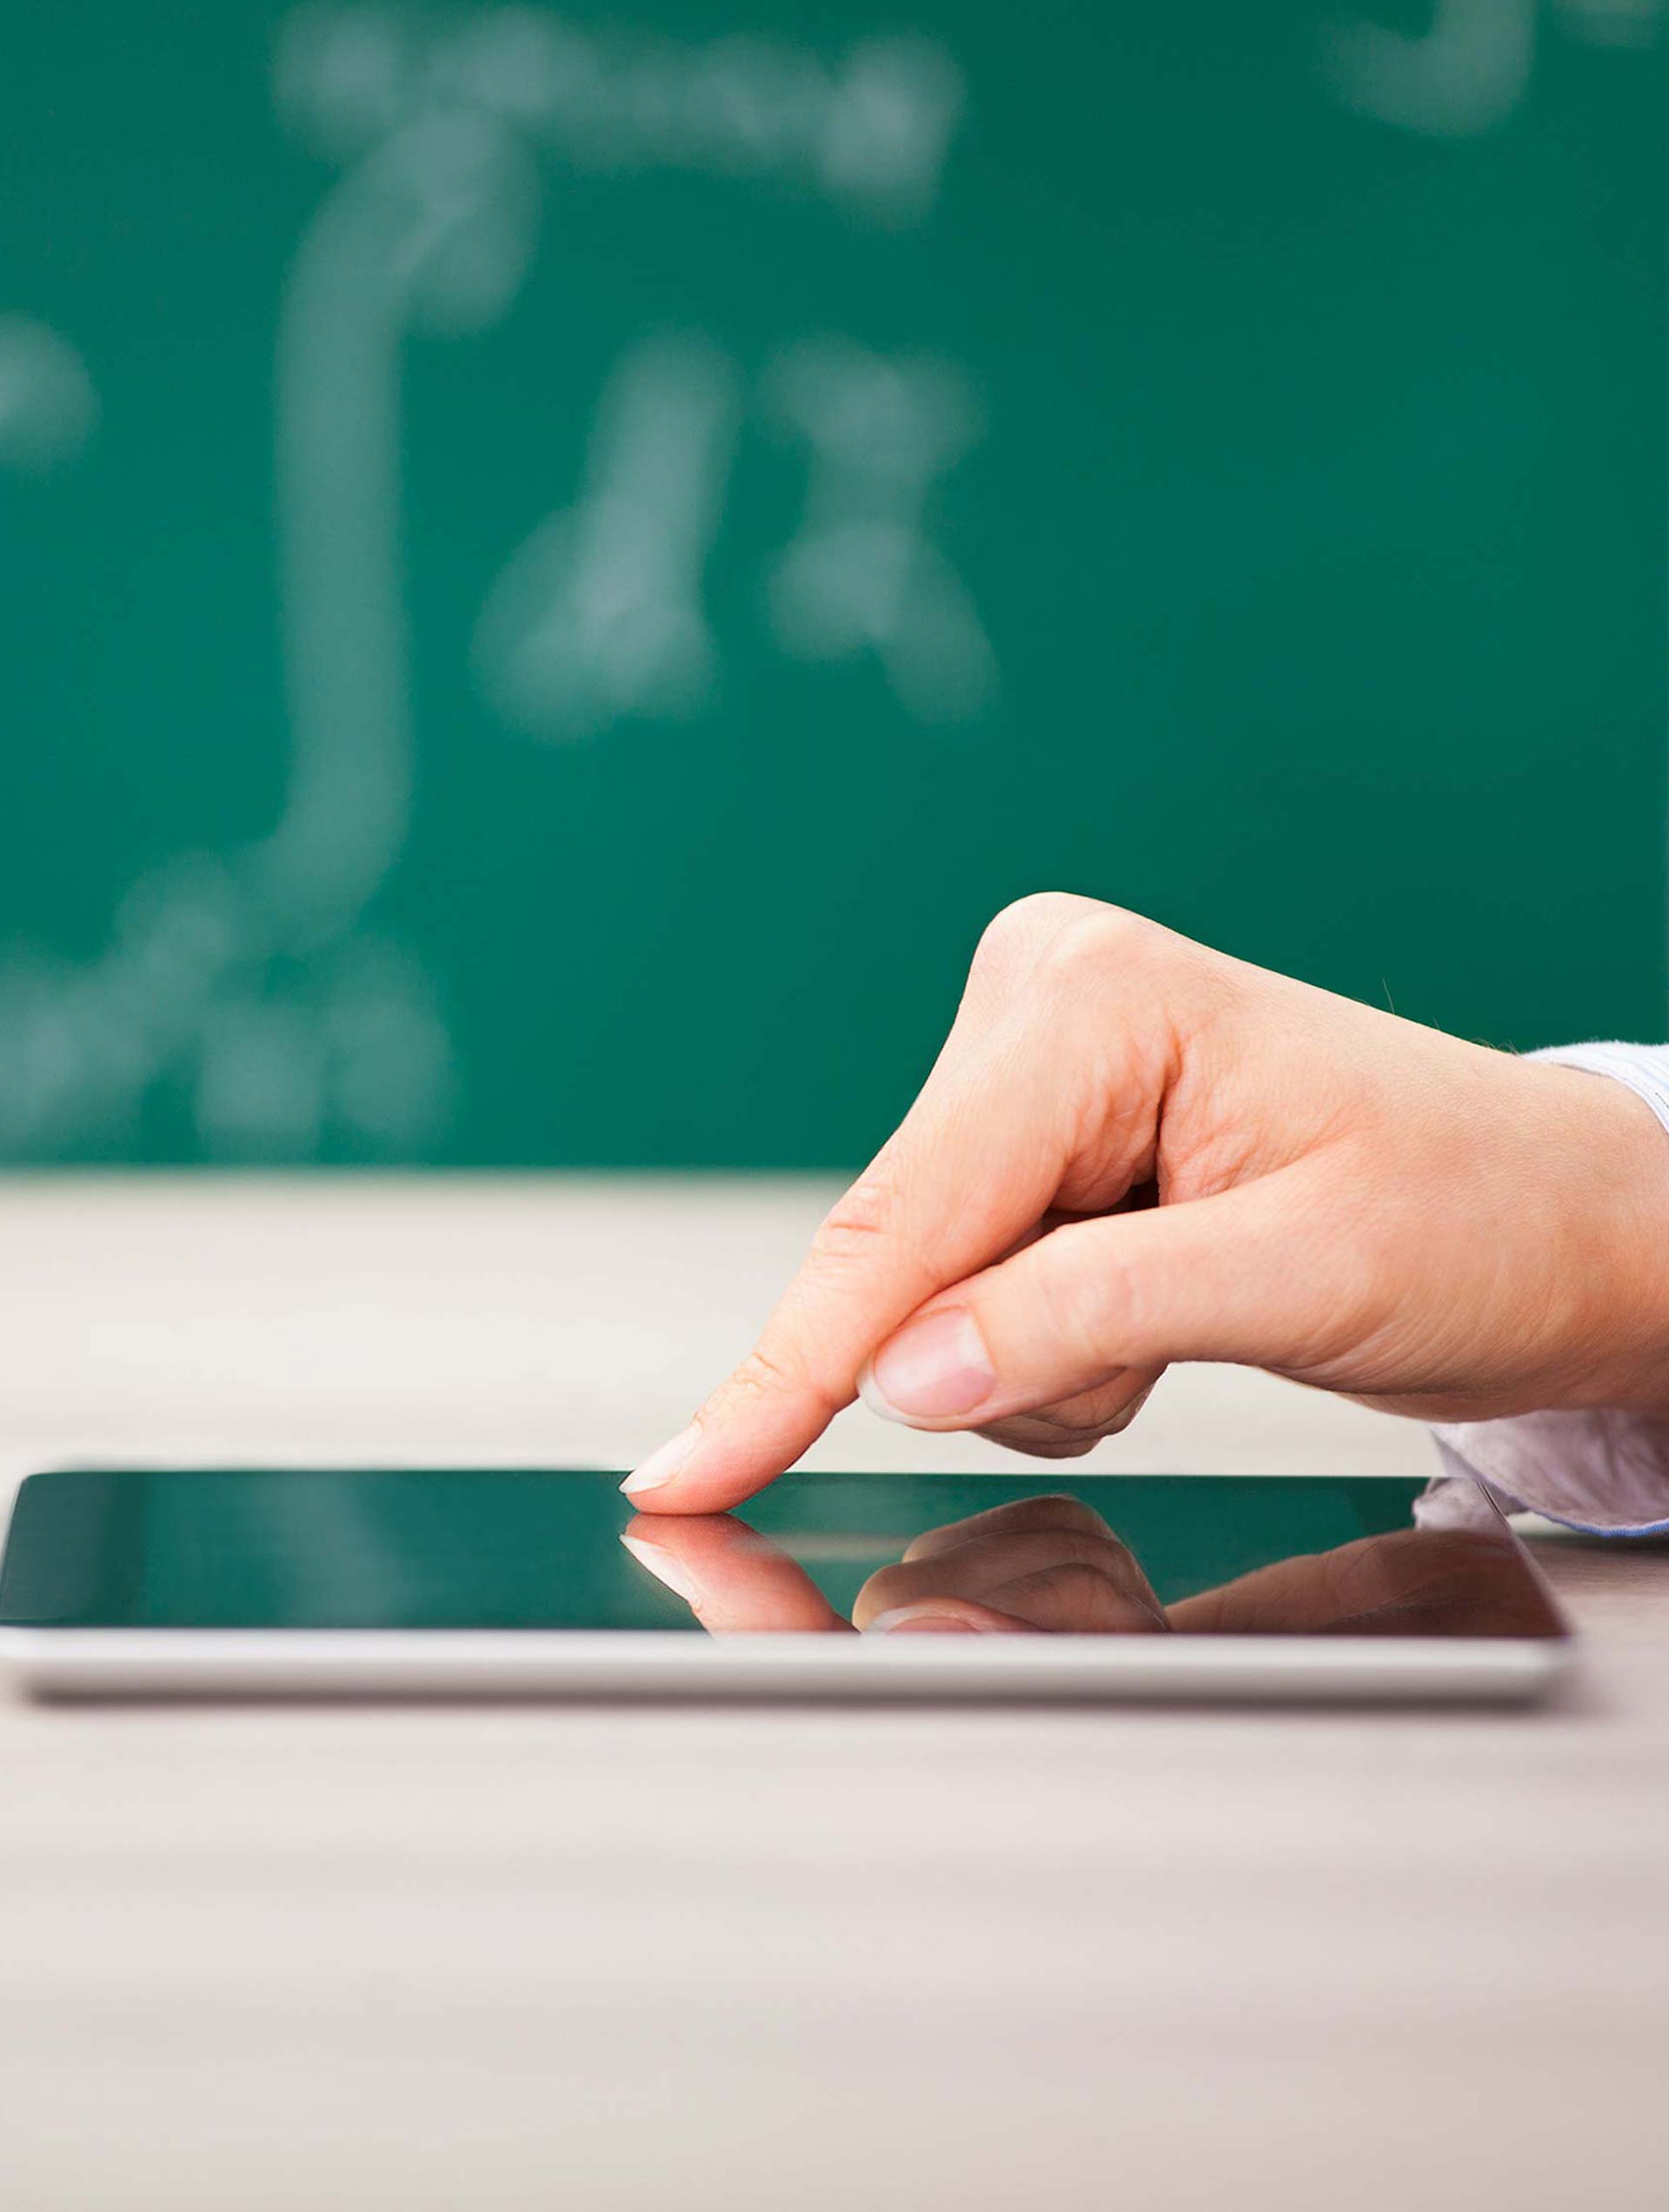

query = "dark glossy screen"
0;1468;1566;1640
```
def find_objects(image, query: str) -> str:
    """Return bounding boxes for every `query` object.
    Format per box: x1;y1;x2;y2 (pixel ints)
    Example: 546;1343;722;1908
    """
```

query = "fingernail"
619;1532;702;1608
621;1425;700;1497
860;1307;994;1424
866;1604;993;1636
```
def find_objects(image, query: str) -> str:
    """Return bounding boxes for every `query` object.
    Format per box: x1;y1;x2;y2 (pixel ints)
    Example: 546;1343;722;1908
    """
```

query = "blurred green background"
1;2;1664;1167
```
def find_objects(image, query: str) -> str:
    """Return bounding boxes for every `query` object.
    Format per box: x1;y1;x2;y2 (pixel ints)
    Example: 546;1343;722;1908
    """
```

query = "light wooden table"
2;1179;1666;2211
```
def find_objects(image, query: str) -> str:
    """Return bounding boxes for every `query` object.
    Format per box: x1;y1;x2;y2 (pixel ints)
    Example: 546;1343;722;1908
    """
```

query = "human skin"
622;893;1669;1516
617;1494;1174;1636
619;1493;1559;1640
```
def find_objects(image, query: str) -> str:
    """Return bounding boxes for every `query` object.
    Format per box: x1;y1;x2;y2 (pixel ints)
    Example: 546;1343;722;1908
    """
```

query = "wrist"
1554;1066;1669;1414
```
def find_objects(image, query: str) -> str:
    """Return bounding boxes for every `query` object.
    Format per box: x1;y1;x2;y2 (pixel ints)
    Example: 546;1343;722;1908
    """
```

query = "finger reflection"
616;1488;1563;1643
620;1513;852;1633
1167;1526;1562;1640
854;1496;1168;1633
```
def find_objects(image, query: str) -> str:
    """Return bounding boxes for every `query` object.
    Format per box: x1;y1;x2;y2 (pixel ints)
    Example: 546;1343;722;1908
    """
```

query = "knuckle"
854;1564;910;1618
1100;1392;1147;1436
973;1421;1058;1459
1060;1375;1158;1438
719;1340;817;1414
974;1419;1086;1460
971;892;1105;981
813;1171;901;1266
1027;1491;1108;1524
1032;903;1167;997
977;1421;1097;1463
1037;1560;1127;1600
1056;1531;1138;1574
1028;1560;1160;1626
1021;1432;1100;1462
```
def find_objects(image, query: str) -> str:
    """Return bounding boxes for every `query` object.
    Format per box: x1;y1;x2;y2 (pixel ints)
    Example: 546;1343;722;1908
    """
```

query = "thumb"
858;1172;1343;1431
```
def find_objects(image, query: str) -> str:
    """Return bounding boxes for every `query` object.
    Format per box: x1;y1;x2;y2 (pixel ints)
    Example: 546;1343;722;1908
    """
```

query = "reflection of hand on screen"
850;1492;1167;1635
620;1491;1168;1637
1167;1525;1561;1640
622;1491;1560;1641
621;1512;853;1634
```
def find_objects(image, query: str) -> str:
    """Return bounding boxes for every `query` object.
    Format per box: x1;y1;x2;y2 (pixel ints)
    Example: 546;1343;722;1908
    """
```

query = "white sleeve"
1426;1043;1669;1535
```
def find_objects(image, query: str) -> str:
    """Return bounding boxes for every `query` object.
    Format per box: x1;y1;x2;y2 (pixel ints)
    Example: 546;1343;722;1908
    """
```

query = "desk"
2;1179;1666;2210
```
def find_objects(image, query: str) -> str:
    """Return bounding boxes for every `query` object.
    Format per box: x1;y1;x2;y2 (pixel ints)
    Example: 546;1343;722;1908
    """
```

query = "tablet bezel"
0;1623;1571;1704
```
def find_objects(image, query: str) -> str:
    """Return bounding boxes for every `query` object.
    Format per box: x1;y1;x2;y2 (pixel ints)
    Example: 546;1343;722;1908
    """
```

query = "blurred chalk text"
1322;0;1664;136
0;6;981;1162
3;3;1659;1163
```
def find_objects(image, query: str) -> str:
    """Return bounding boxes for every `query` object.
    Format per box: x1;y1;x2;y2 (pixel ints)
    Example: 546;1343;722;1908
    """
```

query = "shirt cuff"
1425;1041;1669;1537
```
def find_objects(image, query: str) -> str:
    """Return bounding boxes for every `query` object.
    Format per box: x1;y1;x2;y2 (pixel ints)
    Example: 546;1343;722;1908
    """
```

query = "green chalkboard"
1;3;1665;1166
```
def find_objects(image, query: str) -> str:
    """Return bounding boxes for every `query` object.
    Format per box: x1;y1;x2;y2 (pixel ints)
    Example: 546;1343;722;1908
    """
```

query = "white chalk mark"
193;935;450;1158
274;0;416;160
0;318;96;470
820;38;965;225
0;5;974;1159
1320;0;1536;135
1556;0;1664;46
276;8;964;221
475;334;739;741
258;109;540;943
766;341;994;727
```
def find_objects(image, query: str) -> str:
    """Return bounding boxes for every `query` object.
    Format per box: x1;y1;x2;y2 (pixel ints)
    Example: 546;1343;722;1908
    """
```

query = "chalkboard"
2;3;1665;1166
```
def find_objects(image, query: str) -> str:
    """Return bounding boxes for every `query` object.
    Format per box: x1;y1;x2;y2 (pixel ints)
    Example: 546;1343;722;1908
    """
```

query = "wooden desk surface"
2;1179;1666;2211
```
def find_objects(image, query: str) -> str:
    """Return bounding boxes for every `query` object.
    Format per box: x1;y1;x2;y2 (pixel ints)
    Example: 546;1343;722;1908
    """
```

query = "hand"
624;893;1669;1513
1165;1525;1562;1641
620;1491;1559;1640
621;1492;1169;1635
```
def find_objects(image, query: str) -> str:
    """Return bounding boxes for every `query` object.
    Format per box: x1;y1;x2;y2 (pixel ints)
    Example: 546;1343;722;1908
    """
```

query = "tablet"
0;1465;1572;1704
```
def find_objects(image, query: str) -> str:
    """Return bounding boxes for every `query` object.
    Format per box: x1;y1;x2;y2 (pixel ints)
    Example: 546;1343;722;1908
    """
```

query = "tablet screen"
0;1467;1566;1641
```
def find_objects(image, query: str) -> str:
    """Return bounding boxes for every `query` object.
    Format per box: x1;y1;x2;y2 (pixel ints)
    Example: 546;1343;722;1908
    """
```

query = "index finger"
622;1046;1076;1514
622;898;1196;1514
619;1513;851;1634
